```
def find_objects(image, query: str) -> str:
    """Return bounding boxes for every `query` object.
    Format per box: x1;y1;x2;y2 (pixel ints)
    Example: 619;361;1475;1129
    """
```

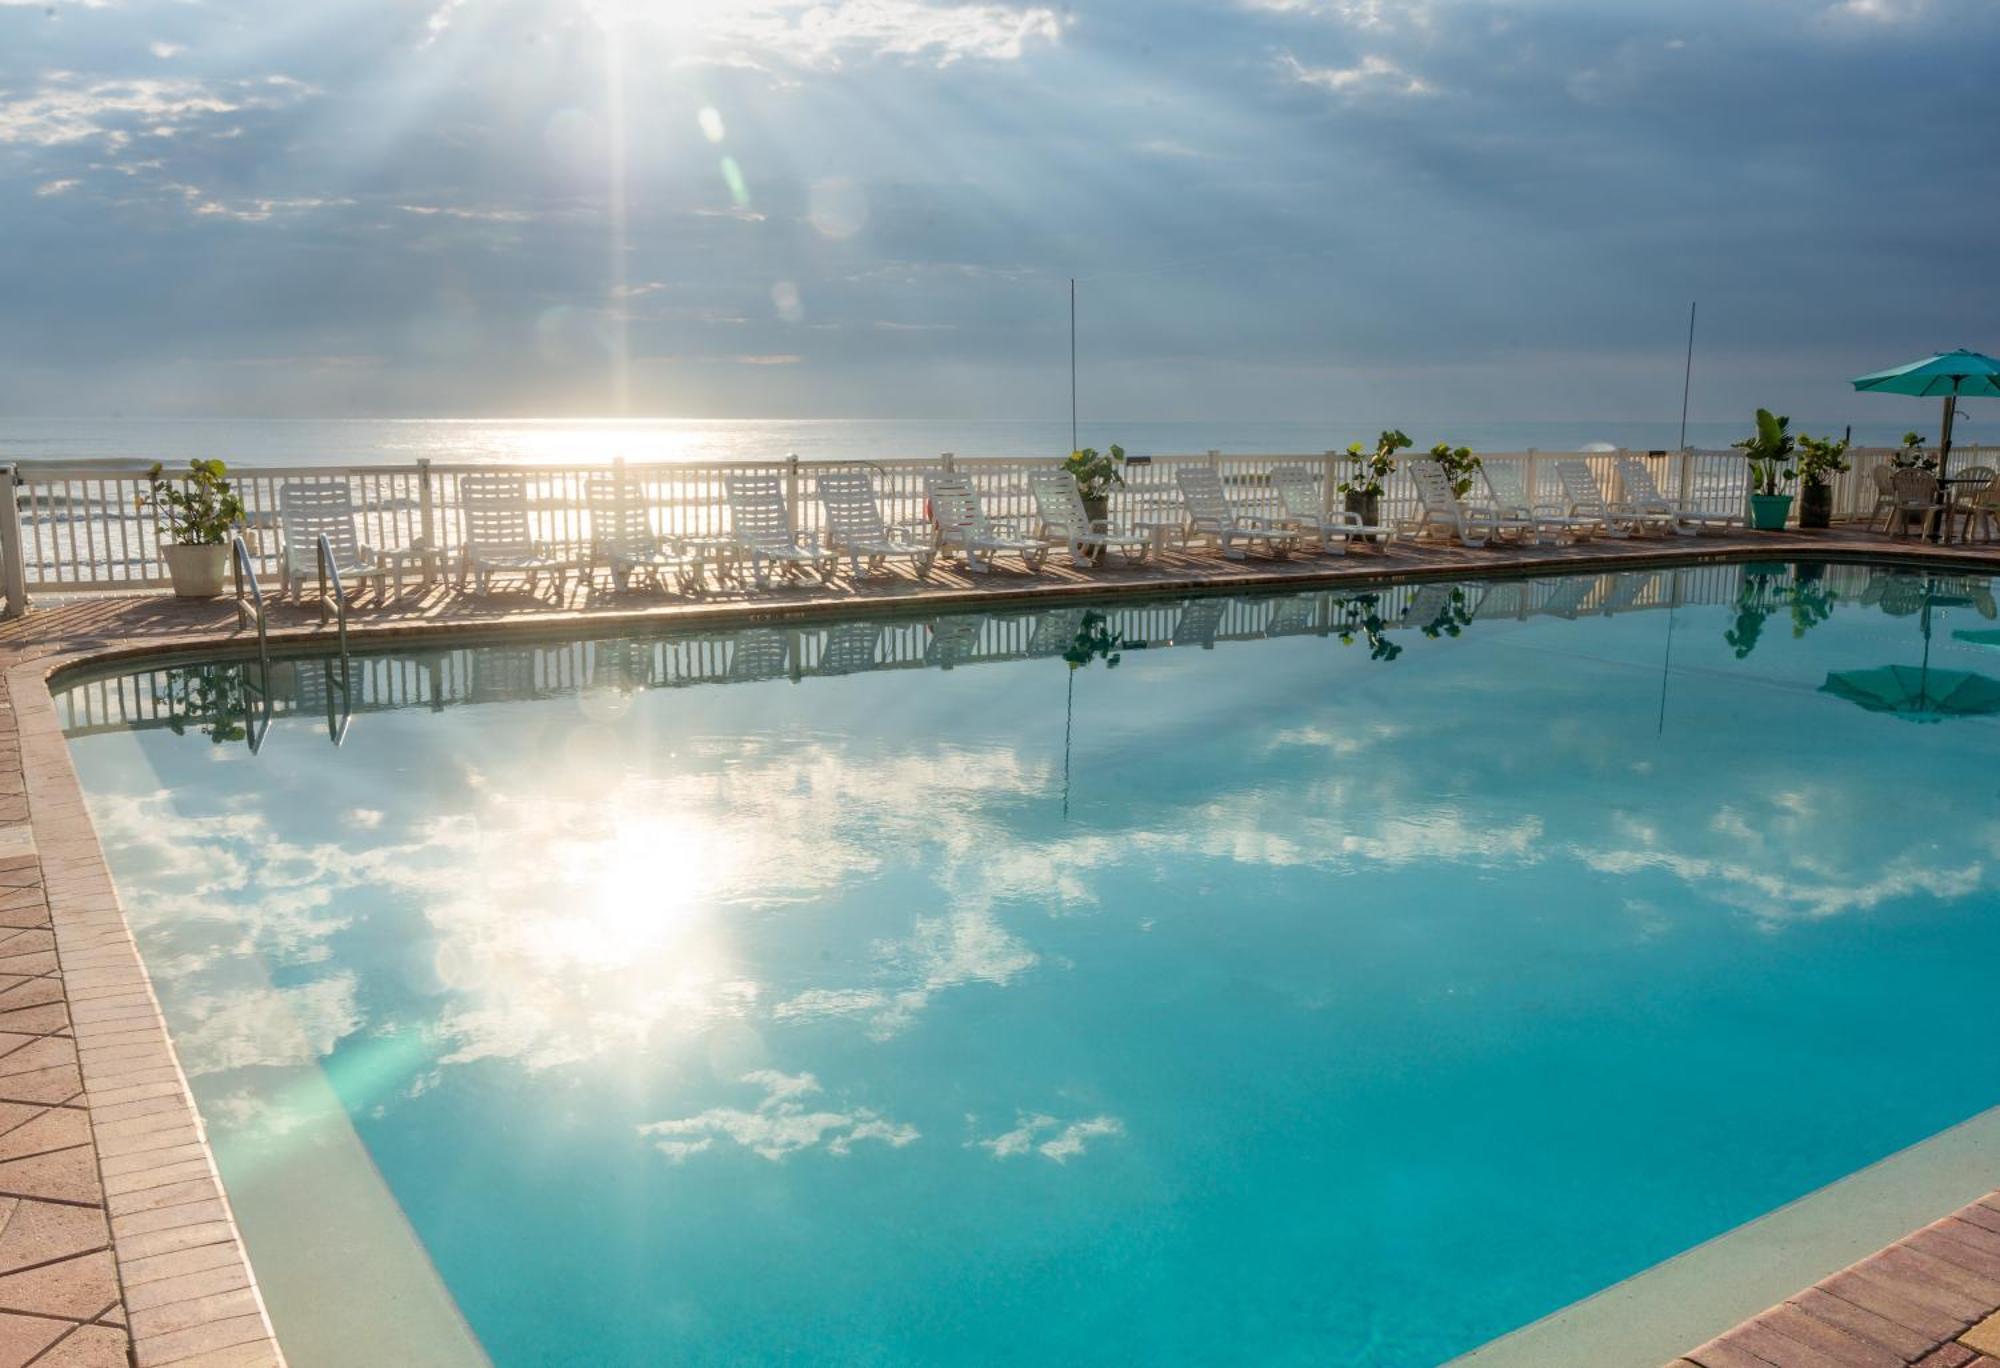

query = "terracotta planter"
163;543;228;598
1797;482;1833;529
1748;494;1793;531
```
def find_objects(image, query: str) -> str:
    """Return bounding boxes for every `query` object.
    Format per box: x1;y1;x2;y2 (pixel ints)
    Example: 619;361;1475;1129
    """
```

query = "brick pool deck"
0;524;1996;1367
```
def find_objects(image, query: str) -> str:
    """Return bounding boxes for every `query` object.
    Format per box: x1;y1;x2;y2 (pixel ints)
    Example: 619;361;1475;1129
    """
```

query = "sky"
2;0;1997;425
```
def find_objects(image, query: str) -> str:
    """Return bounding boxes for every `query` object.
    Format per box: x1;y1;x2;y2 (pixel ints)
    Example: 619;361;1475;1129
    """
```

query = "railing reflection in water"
56;561;1989;751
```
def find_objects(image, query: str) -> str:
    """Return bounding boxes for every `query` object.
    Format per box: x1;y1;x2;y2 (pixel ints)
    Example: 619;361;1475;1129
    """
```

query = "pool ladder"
230;535;354;751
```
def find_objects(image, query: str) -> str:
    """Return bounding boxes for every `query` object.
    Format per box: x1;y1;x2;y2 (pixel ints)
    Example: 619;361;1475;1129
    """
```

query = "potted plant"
1339;429;1411;528
1794;432;1850;530
1891;432;1935;472
1427;443;1483;499
138;459;245;597
1733;408;1796;530
1062;445;1125;527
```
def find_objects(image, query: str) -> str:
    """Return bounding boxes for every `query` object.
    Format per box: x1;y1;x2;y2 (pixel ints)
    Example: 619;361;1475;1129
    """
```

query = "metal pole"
1678;301;1696;452
1069;278;1078;455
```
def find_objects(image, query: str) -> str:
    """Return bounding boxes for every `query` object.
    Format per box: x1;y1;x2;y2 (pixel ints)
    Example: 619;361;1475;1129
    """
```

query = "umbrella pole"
1941;390;1959;480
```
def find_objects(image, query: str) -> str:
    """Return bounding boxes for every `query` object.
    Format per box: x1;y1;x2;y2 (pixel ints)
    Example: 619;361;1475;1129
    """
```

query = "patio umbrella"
1851;349;2000;481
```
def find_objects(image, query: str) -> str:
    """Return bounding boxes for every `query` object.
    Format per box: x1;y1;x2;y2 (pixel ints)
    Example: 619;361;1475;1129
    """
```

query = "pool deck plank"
0;522;1991;1367
1670;1197;2000;1368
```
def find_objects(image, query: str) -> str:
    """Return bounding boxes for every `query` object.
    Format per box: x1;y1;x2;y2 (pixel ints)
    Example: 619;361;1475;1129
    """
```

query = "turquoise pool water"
56;562;2000;1367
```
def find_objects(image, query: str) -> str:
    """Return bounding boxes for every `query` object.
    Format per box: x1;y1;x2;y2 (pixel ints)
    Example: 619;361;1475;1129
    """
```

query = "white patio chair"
725;474;834;585
1615;457;1745;535
1403;459;1534;547
1868;465;1898;532
816;471;935;580
277;479;398;605
1943;466;1999;543
456;472;578;600
1477;462;1600;541
1027;468;1151;568
1554;460;1674;538
585;473;703;595
1885;468;1944;539
1174;466;1295;560
1269;466;1392;553
924;472;1051;573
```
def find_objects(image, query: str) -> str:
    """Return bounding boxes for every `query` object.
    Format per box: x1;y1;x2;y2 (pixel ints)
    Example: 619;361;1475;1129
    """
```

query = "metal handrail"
314;533;350;663
231;536;268;664
230;536;275;753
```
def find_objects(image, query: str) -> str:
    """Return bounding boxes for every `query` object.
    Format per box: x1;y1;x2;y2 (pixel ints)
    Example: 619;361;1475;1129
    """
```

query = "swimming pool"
55;561;2000;1366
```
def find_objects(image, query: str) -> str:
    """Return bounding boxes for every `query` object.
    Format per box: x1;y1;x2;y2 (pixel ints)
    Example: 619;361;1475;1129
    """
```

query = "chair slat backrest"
1616;458;1669;508
1406;459;1460;513
1556;460;1608;515
585;474;656;558
1270;467;1321;519
1175;466;1234;525
925;473;987;538
1028;468;1089;539
1891;468;1939;502
1482;462;1532;510
816;471;889;543
279;480;364;566
726;474;795;549
459;472;536;552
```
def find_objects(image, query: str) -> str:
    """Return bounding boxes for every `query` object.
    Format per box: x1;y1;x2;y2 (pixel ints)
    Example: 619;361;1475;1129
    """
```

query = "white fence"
2;445;1981;611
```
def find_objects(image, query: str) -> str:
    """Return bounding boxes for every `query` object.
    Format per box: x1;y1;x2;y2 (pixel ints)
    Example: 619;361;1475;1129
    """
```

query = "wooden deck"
1670;1194;2000;1368
0;522;1996;1368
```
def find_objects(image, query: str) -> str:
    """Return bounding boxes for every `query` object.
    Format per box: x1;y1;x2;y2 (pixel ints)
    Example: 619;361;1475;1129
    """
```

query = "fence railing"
6;446;1986;614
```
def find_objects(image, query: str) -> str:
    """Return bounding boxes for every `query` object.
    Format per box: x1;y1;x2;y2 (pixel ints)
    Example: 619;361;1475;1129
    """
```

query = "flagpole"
1070;278;1078;455
1678;301;1696;451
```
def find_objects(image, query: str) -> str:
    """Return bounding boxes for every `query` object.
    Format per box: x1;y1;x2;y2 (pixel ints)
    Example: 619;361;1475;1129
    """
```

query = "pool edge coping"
16;532;2000;1367
10;653;288;1368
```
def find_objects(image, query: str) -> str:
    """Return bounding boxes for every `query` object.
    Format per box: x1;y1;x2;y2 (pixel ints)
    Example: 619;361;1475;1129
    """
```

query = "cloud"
0;72;309;150
678;0;1066;71
638;1070;920;1161
1278;50;1433;98
976;1112;1124;1163
1241;0;1429;28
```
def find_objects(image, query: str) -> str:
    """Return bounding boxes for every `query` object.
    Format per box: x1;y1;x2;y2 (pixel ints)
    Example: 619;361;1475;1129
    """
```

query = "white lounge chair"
1174;466;1296;560
456;472;578;599
1615;457;1745;535
276;479;399;605
1403;459;1535;547
1477;462;1600;542
725;474;834;585
924;472;1050;573
586;473;704;595
925;612;988;668
1027;468;1151;568
1269;466;1392;553
1554;460;1674;538
815;471;935;580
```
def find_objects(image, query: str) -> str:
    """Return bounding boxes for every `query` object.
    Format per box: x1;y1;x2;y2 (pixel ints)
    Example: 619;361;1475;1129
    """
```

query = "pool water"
57;562;2000;1367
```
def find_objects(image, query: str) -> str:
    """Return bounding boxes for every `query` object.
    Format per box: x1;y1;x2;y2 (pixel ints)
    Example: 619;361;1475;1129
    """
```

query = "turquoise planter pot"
1749;494;1793;530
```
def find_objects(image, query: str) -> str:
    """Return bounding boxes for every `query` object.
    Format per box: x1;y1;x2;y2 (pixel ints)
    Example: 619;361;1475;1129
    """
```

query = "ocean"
0;416;1925;468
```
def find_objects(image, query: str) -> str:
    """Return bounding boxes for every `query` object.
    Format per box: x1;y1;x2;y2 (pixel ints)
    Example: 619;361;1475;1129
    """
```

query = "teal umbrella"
1852;349;2000;481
